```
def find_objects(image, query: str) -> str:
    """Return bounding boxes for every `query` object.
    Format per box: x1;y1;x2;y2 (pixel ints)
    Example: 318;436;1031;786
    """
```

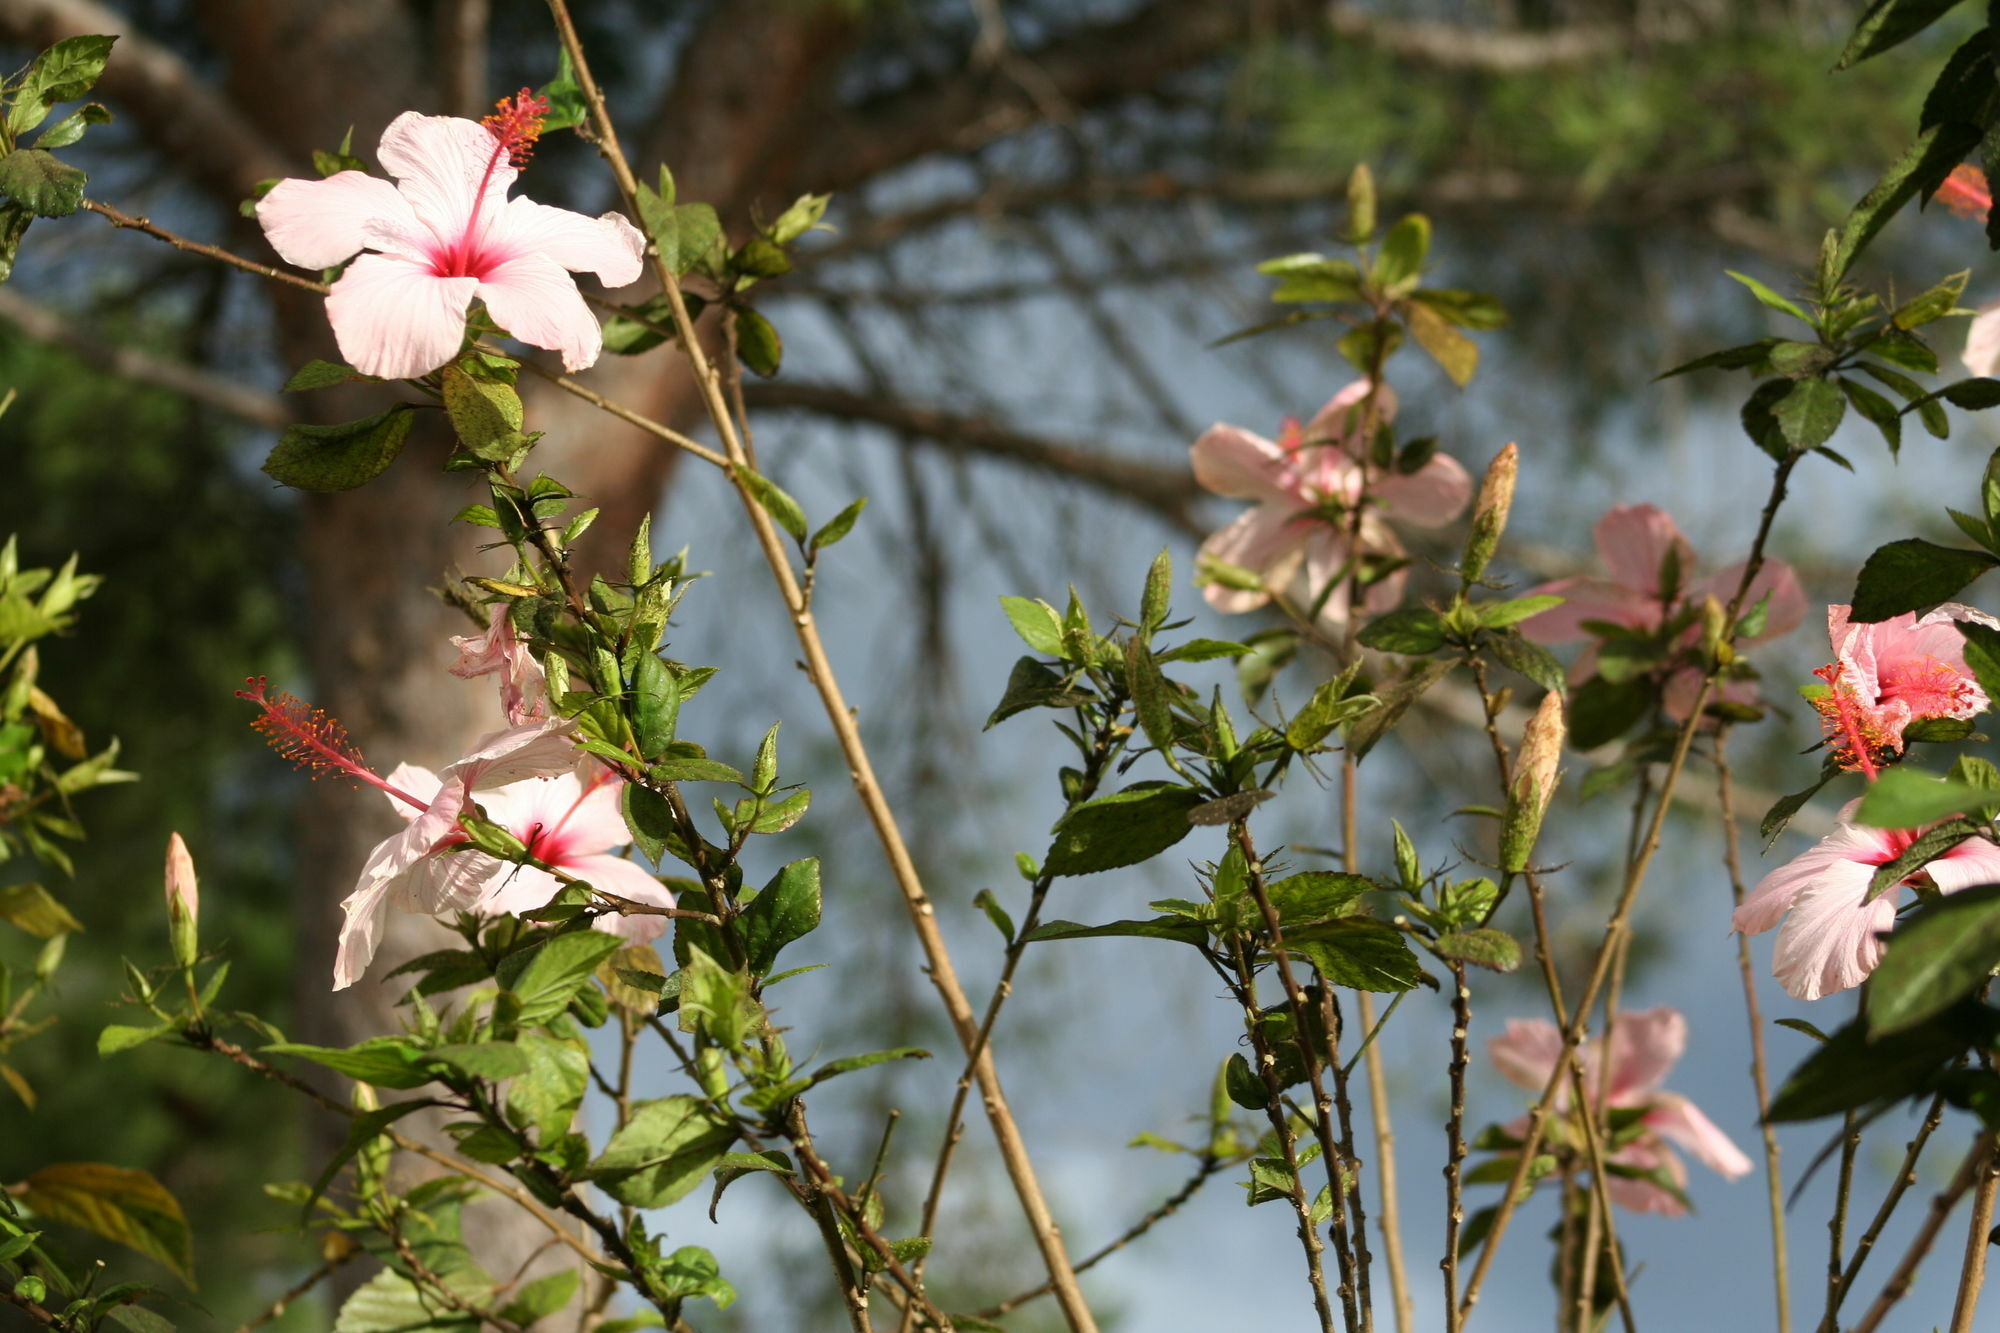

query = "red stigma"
236;676;376;785
1939;165;1993;222
482;88;550;169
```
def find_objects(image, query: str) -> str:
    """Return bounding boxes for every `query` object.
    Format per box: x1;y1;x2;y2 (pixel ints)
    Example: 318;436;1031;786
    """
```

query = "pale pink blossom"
1190;380;1471;627
450;605;547;724
1812;604;1995;776
333;720;587;990
256;94;645;380
1521;504;1805;721
1734;798;2000;1001
1488;1008;1752;1216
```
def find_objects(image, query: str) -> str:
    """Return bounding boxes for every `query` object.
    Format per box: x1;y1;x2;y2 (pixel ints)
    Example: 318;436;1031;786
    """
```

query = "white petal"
493;198;645;286
323;253;476;380
257;171;414;270
476;252;603;372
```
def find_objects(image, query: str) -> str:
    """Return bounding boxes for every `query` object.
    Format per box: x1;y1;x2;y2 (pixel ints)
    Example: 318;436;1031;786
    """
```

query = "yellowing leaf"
17;1163;193;1284
0;883;81;938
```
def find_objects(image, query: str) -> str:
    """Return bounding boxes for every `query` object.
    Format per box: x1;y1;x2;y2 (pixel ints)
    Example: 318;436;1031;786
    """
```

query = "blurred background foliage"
0;0;1985;1328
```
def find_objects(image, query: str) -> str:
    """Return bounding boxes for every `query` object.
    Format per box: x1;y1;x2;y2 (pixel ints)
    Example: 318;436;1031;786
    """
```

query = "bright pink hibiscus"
1521;504;1804;721
256;93;645;380
1488;1008;1752;1216
450;604;547;725
1812;603;1995;776
1735;798;2000;1001
333;719;587;990
1190;380;1471;626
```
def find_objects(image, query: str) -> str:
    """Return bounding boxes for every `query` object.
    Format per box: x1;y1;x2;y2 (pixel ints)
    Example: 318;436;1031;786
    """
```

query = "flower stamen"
236;676;428;810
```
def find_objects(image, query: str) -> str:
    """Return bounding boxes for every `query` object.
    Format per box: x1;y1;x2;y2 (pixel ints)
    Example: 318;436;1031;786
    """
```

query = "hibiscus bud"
1346;163;1377;242
1461;443;1518;582
1700;595;1734;667
460;811;530;862
164;832;199;967
1501;691;1565;873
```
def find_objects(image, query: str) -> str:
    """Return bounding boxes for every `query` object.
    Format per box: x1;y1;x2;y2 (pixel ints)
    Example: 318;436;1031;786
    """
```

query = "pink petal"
1769;857;1896;1001
1645;1093;1753;1179
375;111;515;252
550;766;632;854
1965;300;2000;378
335;776;472;989
324;253;477;380
1303;380;1398;444
1488;1018;1564;1092
1604;1007;1685;1103
1691;559;1807;644
333;879;393;991
450;721;579;788
1604;1137;1690;1216
1925;835;2000;895
494;197;645;287
477;863;568;918
1190;424;1296;503
1372;453;1473;527
1593;505;1693;599
256;170;414;270
1197;506;1304;612
1516;578;1658;644
476;252;604;372
383;763;442;821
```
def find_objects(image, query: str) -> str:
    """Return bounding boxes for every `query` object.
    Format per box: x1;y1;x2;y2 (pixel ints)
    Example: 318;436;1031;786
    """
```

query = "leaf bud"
1461;442;1518;582
1346;163;1377;242
1501;690;1565;873
1700;594;1734;666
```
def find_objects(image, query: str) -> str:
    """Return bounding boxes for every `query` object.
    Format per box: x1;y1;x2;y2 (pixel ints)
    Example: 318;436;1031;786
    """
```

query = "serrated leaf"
0;149;86;218
738;858;820;975
261;406;414;492
1043;784;1203;876
8;36;117;136
1850;539;1998;622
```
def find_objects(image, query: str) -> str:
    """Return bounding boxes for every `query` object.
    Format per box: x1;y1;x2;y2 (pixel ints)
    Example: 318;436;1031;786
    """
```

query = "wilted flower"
1812;603;1994;777
1488;1008;1752;1216
450;604;547;724
1190;380;1471;627
1734;798;2000;1001
1520;504;1804;721
256;93;645;380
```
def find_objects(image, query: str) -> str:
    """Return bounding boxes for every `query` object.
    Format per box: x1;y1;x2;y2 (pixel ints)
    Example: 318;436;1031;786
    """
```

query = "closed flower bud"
165;832;199;967
1501;691;1565;873
1461;443;1518;582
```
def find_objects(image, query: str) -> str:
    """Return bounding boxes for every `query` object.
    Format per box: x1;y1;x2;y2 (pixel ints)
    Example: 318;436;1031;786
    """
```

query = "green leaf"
1411;288;1508;330
1157;637;1252;662
1837;0;1971;68
1761;765;1839;848
1356;608;1446;656
1044;784;1203;876
1854;768;1997;828
499;1269;580;1326
425;1042;532;1083
7;36;117;136
1345;659;1454;761
1125;638;1178;758
1292;920;1425;992
0;149;86;218
1893;269;1970;330
1484;631;1567;696
1140;547;1173;630
1025;916;1207;946
808;1047;931;1089
1656;339;1778;380
1961;621;2000;709
737;467;807;544
334;1266;487;1333
708;1151;794;1221
647;756;744;784
441;365;526;459
16;1163;191;1284
998;596;1064;655
738;858;821;975
1286;677;1378;751
505;1033;589;1144
0;882;79;938
601;294;681;356
1850;539;1998;622
264;1038;431;1089
535;46;587;131
305;1100;437;1214
1828;120;1982;284
1373;214;1430;291
502;931;623;1028
1478;595;1565;630
97;1023;173;1057
1866;821;1982;900
1773;378;1846;453
673;202;725;278
1869;886;2000;1036
1405;299;1478;386
1433;927;1522;973
588;1097;738;1208
984;656;1090;729
810;498;867;552
1767;1006;1992;1121
733;308;782;378
1725;270;1810;321
33;102;109;151
1840;376;1903;456
621;783;674;862
261;405;414;492
279;359;366;393
1266;872;1373;926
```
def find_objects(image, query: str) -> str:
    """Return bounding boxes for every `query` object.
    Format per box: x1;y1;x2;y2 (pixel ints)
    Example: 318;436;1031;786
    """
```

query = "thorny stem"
1207;937;1337;1333
1715;727;1789;1333
1851;1136;1993;1333
1948;1145;2000;1333
1824;1092;1948;1325
972;1154;1230;1319
1458;452;1800;1323
1235;820;1363;1330
543;6;1097;1326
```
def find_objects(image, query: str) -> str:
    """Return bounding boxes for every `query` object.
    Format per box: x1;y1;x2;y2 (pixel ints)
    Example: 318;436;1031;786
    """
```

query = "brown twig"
1442;961;1471;1333
1851;1137;1992;1333
232;1246;364;1333
542;4;1097;1326
1949;1145;2000;1333
1823;1093;1948;1327
1715;726;1789;1333
83;200;329;294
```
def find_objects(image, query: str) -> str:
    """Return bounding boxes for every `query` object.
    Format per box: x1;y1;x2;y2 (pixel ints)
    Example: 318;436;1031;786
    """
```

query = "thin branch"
1822;1093;1949;1328
1852;1137;1993;1333
1949;1147;2000;1333
232;1246;364;1333
83;200;329;294
740;380;1201;531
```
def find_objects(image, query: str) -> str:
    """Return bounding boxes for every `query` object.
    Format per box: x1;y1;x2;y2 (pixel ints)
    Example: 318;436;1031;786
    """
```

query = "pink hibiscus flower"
1812;604;1995;777
1488;1008;1752;1216
332;719;589;990
1931;165;2000;377
256;92;645;380
1734;798;2000;1001
1189;380;1471;626
449;604;548;725
1520;504;1805;721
